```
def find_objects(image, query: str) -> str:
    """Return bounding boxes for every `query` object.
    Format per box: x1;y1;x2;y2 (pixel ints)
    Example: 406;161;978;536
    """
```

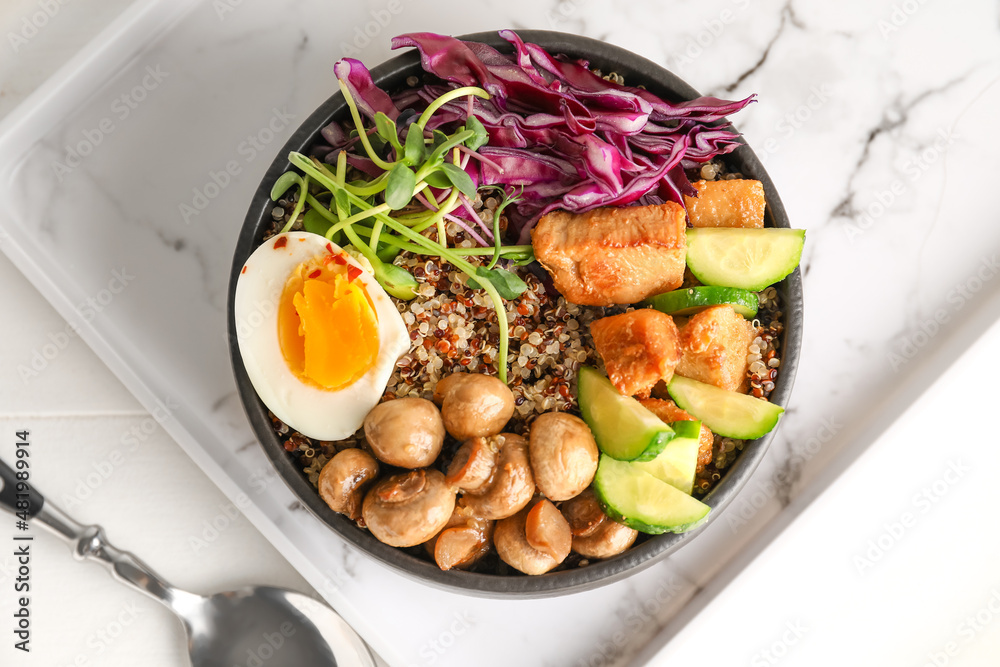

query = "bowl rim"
226;29;803;599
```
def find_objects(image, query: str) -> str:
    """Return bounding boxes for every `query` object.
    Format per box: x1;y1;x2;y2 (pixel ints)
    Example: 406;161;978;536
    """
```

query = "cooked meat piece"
531;203;686;306
590;309;681;398
676;305;755;392
683;179;765;228
639;398;714;474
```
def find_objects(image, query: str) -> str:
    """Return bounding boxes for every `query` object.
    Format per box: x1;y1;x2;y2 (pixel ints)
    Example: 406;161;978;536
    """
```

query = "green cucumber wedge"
686;228;805;291
644;286;758;319
593;454;711;534
578;366;674;461
667;375;783;439
635;420;702;495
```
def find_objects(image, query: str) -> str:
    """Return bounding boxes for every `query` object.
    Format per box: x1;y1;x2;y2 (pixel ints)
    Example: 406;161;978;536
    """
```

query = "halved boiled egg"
234;232;409;440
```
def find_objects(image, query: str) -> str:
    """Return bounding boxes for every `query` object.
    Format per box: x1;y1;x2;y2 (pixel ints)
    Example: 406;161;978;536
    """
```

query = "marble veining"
2;0;999;665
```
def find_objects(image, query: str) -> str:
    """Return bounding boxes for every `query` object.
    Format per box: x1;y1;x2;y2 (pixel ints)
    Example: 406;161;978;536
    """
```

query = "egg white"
234;232;409;440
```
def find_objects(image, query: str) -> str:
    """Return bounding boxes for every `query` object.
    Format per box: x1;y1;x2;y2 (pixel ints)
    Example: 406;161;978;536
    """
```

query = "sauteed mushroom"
495;499;572;575
459;433;534;520
364;397;445;468
529;413;599;501
433;373;515;440
318;449;379;521
362;469;456;547
560;489;606;538
573;519;639;560
560;488;638;559
445;436;500;492
427;506;494;571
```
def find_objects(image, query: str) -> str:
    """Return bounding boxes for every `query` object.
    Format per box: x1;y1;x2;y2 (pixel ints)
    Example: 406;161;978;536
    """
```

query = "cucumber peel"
644;286;758;319
686;228;805;291
578;366;676;461
667;375;783;440
593;454;711;534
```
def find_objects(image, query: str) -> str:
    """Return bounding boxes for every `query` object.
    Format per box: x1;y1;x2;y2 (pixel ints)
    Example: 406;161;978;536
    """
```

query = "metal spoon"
0;458;376;667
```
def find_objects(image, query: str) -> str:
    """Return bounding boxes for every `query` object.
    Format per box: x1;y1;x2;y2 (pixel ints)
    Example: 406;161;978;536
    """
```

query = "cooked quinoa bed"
264;159;786;571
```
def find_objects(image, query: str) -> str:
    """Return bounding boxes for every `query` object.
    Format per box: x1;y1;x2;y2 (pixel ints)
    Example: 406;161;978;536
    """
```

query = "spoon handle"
0;457;200;613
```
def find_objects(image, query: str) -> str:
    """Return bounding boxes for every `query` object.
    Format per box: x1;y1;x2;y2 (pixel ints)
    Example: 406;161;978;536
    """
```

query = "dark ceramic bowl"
227;30;802;598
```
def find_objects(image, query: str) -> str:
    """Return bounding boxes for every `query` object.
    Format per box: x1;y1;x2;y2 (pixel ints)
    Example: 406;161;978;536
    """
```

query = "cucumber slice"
686;228;805;291
667;375;783;439
635;420;702;494
593;455;711;534
644;286;758;319
578;366;675;461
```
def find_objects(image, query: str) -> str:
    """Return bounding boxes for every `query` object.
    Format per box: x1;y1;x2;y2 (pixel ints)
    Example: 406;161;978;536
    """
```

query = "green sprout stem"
278;174;309;234
486;187;522;270
332;184;511;382
415;86;490;130
339;80;394;171
301;200;531;260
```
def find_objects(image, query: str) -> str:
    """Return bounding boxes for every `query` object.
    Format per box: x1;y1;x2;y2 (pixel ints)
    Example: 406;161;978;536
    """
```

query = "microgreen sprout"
268;80;534;381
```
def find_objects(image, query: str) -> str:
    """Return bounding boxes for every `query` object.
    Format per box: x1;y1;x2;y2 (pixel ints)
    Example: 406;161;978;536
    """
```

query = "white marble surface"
643;303;1000;667
0;0;998;665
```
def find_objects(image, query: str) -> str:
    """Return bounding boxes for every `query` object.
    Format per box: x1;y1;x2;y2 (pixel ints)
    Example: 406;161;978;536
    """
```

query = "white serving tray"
2;0;998;665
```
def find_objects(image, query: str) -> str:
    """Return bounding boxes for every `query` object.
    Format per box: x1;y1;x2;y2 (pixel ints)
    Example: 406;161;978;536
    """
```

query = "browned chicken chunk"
676;305;755;392
683;179;765;228
639;398;714;474
531;203;686;306
590;309;681;398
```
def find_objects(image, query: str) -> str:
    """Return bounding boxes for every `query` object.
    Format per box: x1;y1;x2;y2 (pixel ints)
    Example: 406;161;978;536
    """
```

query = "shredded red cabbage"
321;31;754;243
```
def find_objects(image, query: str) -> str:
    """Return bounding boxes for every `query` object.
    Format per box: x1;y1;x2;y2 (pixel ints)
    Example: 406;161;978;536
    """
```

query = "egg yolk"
277;258;379;391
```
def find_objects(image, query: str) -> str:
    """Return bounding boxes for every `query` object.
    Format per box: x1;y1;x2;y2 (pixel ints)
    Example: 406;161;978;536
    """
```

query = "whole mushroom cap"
362;469;456;548
364;397;445;468
529;412;599;501
433;373;515;441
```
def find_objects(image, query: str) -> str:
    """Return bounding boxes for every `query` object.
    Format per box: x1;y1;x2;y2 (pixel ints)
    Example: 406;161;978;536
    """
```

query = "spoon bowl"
184;586;368;666
0;458;375;667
